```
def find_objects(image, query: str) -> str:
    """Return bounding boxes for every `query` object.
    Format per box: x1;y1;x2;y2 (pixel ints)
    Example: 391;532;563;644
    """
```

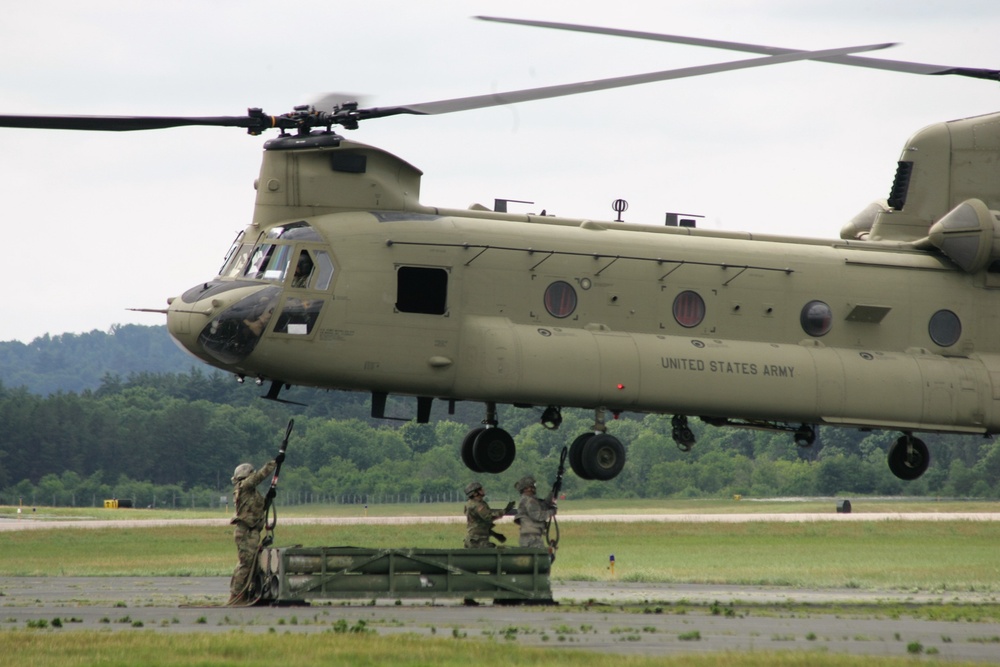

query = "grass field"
3;499;999;591
3;632;981;667
3;499;998;666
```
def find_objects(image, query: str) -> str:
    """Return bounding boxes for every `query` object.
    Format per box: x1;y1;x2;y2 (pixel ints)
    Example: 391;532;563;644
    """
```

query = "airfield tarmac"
2;576;1000;661
3;512;1000;661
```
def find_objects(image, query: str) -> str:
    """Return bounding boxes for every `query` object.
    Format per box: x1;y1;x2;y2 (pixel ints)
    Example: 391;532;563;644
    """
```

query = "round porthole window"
928;309;961;347
544;281;577;318
672;290;705;328
800;300;832;337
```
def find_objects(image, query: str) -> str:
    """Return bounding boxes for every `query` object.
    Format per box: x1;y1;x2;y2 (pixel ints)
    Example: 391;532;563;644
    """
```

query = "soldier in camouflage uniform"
514;475;556;549
463;481;506;548
228;457;278;604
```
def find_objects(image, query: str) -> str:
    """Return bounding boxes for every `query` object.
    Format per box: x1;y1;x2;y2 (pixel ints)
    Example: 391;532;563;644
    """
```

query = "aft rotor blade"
371;41;895;118
477;16;1000;82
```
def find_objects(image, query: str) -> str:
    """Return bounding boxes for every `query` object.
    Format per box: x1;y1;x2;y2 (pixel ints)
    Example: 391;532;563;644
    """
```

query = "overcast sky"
2;0;998;343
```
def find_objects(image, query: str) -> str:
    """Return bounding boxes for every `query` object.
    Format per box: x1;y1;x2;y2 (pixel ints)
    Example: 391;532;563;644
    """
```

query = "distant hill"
0;323;478;423
0;324;199;395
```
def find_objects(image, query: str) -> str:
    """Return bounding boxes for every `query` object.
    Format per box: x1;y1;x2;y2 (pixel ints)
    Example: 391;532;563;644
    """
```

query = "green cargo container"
255;546;553;604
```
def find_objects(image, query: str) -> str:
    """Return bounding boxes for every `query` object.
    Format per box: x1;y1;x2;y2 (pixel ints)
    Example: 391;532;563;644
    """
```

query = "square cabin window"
396;266;448;315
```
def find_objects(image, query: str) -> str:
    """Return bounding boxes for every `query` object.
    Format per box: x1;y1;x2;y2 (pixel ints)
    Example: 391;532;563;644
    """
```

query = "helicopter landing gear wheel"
580;433;626;481
671;414;696;452
461;426;487;473
472;427;516;474
794;424;816;447
888;433;929;481
569;433;595;480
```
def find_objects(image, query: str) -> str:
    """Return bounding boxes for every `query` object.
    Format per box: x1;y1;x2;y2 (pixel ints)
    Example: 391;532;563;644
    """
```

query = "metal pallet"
256;546;553;604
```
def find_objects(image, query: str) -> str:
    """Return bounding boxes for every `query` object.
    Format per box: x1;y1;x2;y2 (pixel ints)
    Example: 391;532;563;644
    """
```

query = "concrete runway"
2;575;1000;661
3;513;1000;661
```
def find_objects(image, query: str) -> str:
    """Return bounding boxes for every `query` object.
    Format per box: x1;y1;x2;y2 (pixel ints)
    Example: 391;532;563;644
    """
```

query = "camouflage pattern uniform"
464;494;504;548
228;460;276;603
515;475;555;549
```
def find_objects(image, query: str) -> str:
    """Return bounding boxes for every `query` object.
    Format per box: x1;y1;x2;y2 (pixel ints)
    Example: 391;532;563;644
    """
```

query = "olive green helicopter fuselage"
166;109;1000;483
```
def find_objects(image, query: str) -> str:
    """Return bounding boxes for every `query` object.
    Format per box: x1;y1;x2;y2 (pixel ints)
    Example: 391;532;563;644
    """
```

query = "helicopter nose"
167;282;281;366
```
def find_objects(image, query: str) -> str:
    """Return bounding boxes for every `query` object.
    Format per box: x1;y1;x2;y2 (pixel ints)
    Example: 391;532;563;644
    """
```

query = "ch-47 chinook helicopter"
4;17;1000;485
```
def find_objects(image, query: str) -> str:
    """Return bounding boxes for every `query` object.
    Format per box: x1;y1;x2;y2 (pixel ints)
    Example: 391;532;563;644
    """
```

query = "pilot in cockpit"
291;252;314;288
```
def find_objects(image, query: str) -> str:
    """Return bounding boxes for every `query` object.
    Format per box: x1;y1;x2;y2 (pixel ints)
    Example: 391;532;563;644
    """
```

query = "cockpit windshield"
221;221;325;283
219;220;333;290
244;243;293;282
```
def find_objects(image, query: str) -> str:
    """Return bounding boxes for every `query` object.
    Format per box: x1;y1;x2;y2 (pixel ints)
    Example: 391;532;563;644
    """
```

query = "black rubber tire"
581;433;626;481
461;427;487;473
569;433;595;480
472;427;516;474
887;435;929;481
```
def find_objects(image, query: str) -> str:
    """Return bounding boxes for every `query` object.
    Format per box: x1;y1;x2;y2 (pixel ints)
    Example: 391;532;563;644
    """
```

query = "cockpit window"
223;223;324;282
218;231;249;277
314;251;334;290
288;249;335;290
220;243;252;278
265;221;322;242
244;243;293;282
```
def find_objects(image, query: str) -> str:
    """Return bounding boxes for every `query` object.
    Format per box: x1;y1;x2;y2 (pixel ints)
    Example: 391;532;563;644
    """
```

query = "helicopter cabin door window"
396;266;448;315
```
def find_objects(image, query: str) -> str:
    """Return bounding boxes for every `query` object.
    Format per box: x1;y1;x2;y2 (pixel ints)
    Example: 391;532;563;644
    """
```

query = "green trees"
3;369;1000;508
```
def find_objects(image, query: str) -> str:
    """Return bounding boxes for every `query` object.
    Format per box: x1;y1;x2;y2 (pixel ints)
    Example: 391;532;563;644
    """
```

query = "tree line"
3;369;1000;509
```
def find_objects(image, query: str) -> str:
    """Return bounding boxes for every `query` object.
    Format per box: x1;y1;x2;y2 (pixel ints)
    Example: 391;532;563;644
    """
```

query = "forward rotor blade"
0;114;265;132
373;41;895;118
477;16;1000;82
0;39;899;135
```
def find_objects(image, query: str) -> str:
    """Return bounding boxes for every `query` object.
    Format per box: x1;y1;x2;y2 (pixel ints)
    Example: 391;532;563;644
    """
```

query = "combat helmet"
514;475;536;493
231;463;254;484
464;481;483;498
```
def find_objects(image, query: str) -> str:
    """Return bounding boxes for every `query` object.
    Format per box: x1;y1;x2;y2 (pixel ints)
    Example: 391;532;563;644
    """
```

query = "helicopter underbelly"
449;318;992;434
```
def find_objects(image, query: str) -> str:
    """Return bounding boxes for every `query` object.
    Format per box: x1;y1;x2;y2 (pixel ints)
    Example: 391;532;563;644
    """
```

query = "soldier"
463;481;506;548
227;456;280;605
462;480;509;607
514;475;556;549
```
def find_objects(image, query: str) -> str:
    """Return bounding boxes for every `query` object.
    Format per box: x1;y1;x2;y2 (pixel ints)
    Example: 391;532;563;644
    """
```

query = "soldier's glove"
275;452;285;465
503;501;516;516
